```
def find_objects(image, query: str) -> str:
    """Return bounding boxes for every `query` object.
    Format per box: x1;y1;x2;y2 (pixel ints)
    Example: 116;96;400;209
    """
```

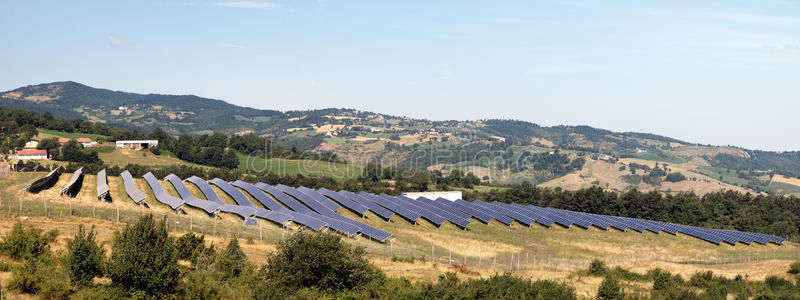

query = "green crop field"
237;153;362;180
37;128;110;141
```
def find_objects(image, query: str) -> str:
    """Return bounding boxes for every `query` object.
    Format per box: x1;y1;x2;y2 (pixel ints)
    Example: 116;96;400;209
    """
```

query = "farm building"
77;138;98;147
58;138;71;144
0;162;9;178
403;191;463;201
15;149;48;160
116;140;159;150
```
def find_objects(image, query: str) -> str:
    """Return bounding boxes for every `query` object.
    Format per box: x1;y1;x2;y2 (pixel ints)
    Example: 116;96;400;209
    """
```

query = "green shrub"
9;255;71;299
180;271;224;299
213;238;250;280
789;261;800;275
0;222;58;260
175;232;205;261
588;259;608;276
64;225;105;288
597;276;623;300
107;215;180;296
264;231;382;292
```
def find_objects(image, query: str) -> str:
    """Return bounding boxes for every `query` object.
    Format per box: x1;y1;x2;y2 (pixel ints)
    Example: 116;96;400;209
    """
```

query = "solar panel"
422;197;471;220
142;172;184;211
208;179;293;226
256;183;317;214
401;196;470;228
455;199;514;225
96;169;109;200
275;185;329;214
25;166;64;193
185;176;258;221
338;191;395;220
317;188;368;216
475;201;535;226
358;192;420;223
518;204;571;228
163;174;221;214
495;203;555;227
435;198;494;223
296;186;341;211
60;167;83;197
120;170;147;204
378;194;445;226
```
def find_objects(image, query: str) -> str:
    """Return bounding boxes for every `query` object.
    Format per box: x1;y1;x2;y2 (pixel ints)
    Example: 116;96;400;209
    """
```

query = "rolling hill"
5;81;800;195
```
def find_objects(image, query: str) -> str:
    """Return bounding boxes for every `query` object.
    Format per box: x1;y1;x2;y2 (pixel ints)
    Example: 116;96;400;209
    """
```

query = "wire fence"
2;190;800;274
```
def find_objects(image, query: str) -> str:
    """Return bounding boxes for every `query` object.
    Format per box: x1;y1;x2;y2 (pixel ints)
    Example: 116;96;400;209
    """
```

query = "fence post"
479;248;483;267
510;253;514;272
449;249;452;263
431;243;435;263
259;222;263;241
411;240;415;260
190;214;193;232
390;239;394;257
493;255;496;271
116;203;119;223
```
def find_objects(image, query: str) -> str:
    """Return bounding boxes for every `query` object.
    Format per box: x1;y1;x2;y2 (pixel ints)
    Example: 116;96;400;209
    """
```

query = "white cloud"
784;44;800;52
222;43;253;50
209;1;280;9
440;70;453;80
106;35;129;48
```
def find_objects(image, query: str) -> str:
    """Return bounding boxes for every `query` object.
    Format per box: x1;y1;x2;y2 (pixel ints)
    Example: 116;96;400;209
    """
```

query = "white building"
403;191;463;201
115;140;159;150
15;149;48;160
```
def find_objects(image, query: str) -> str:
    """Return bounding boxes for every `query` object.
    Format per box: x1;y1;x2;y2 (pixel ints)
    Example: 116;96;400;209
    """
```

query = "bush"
213;238;250;280
107;215;180;296
0;222;58;260
588;259;608;276
789;261;800;275
175;232;205;261
665;172;687;183
64;225;105;288
264;231;382;292
597;276;623;300
9;255;71;299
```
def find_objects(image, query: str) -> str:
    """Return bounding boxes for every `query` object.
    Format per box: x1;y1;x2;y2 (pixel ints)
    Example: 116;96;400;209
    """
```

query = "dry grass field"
1;171;798;298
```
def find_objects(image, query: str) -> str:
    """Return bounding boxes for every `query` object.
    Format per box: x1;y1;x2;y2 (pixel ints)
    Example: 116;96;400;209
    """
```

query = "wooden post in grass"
214;216;217;235
493;255;496;271
431;243;435;263
43;198;46;218
92;202;96;218
116;203;119;223
190;214;193;232
259;222;263;241
510;253;513;272
449;249;451;263
479;248;482;267
526;252;529;268
411;240;414;261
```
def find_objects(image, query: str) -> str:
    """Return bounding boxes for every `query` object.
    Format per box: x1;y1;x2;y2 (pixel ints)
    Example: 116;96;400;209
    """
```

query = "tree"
64;225;105;288
214;238;250;280
36;137;61;155
263;231;382;292
665;172;687;183
107;215;180;295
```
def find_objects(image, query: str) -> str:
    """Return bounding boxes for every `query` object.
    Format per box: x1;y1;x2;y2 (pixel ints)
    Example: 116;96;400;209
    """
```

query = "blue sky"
1;1;799;150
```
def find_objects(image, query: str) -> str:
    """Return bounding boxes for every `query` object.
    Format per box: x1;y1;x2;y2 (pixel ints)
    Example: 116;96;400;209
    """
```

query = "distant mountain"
4;81;800;194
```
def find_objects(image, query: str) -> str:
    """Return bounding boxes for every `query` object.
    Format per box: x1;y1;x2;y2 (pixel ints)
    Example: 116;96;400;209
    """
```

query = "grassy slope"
2;171;798;297
237;153;362;181
36;128;110;141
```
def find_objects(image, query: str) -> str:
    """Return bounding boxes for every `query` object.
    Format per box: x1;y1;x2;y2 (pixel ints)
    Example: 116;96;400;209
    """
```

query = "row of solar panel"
42;168;784;246
112;172;393;241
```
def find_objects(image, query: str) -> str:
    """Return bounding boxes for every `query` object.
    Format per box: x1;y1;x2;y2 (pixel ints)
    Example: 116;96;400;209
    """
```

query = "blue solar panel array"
185;176;258;224
163;174;221;214
142;172;184;211
120;170;147;205
81;171;783;245
208;179;292;226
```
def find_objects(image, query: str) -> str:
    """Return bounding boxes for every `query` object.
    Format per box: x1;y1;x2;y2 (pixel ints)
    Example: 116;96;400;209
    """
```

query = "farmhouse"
15;149;48;160
58;138;70;144
403;191;463;201
76;138;98;148
115;140;158;150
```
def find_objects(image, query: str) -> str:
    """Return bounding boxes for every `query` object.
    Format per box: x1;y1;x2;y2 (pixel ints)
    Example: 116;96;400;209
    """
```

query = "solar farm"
23;168;785;246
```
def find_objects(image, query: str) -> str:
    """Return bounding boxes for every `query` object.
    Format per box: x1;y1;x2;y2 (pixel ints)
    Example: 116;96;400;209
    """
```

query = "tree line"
465;183;800;238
